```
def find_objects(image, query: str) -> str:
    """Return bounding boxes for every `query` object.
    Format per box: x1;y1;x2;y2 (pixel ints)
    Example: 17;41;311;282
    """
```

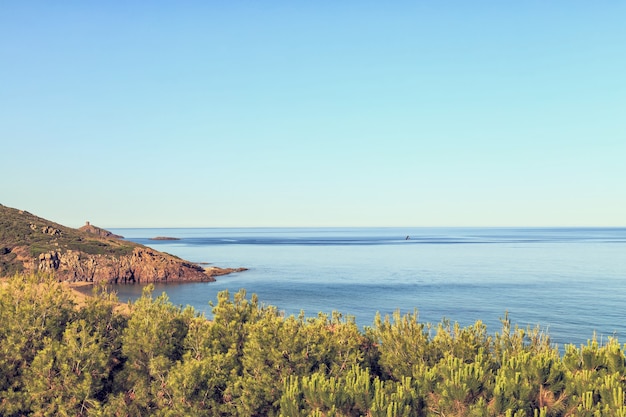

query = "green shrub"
1;273;626;416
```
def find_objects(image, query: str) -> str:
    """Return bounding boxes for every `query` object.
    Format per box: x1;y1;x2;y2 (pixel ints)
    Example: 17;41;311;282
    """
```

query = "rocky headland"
79;221;124;239
0;204;246;283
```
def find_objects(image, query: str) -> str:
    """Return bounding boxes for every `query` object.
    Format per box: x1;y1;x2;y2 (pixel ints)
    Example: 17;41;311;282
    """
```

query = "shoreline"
0;277;132;315
63;265;247;314
1;265;247;316
63;281;133;315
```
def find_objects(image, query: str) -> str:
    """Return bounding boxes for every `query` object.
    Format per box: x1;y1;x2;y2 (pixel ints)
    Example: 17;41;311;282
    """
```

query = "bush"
1;273;626;416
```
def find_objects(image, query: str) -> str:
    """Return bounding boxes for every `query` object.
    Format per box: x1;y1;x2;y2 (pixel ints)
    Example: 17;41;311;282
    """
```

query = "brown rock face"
78;222;124;239
37;246;216;284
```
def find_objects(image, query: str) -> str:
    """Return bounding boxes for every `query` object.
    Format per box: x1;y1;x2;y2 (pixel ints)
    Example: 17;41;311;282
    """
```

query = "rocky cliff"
0;204;245;283
34;246;216;283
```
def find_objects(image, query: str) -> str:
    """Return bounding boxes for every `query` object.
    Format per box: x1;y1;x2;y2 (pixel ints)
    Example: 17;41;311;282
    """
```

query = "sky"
1;1;625;228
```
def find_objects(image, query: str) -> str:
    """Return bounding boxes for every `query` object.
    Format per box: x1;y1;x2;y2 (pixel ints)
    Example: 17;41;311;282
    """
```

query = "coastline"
1;264;247;316
65;281;133;315
64;265;247;314
0;277;132;315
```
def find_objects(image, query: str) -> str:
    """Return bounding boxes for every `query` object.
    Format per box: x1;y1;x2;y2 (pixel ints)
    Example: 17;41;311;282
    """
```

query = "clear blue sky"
1;1;624;227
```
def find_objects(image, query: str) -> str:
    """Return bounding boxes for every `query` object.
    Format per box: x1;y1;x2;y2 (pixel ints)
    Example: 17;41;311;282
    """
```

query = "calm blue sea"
107;227;626;347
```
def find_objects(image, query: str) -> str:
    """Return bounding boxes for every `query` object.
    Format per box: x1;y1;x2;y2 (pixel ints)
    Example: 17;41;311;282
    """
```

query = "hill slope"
0;204;242;282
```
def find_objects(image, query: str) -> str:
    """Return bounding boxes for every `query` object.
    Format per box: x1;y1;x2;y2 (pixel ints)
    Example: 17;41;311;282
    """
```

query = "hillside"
0;204;242;282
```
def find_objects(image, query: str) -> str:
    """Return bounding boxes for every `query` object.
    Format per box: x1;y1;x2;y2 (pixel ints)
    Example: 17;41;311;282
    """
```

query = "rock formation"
1;204;246;283
79;221;124;239
35;246;220;283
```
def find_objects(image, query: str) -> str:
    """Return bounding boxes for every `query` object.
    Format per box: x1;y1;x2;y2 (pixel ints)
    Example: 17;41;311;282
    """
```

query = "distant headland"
79;221;124;239
0;204;246;283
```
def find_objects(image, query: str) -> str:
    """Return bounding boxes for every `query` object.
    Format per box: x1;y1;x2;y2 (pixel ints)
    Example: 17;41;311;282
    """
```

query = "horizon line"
102;225;626;229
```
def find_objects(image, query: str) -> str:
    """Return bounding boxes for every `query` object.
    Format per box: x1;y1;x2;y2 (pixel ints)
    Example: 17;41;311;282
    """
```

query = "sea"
105;227;626;348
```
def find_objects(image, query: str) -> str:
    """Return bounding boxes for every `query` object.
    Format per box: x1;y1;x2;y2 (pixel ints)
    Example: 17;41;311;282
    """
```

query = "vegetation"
2;272;626;416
